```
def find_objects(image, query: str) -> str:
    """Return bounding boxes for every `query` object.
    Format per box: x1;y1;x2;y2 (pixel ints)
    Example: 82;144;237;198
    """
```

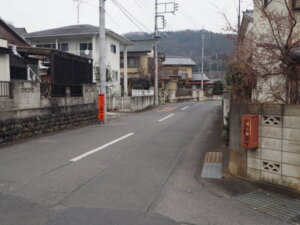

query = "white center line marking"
181;106;190;111
158;114;175;122
70;133;134;162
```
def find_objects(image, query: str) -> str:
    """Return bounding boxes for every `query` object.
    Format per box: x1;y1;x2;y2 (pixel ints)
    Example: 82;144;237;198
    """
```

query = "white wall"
0;39;10;81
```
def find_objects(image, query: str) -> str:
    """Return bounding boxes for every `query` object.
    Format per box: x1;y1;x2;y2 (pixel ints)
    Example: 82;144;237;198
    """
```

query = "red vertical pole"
98;94;105;123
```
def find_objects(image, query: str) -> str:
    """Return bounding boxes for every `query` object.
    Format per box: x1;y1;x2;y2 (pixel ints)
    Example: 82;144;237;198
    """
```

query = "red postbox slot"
241;114;259;149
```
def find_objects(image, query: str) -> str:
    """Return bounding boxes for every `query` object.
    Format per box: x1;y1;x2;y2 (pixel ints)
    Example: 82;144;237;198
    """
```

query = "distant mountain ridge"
124;30;235;65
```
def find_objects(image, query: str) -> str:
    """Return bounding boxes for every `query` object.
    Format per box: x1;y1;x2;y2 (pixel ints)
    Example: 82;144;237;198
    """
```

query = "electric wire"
81;0;126;32
134;0;153;19
111;0;152;33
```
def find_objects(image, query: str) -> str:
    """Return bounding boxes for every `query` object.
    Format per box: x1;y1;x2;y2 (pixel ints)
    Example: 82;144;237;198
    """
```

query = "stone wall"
229;103;300;192
0;105;97;144
0;81;98;145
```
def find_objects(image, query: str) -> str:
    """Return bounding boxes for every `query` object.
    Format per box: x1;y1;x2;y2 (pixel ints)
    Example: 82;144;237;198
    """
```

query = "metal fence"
0;81;12;98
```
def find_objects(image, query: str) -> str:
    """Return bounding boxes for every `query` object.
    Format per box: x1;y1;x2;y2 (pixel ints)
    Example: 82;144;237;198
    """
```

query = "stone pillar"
198;90;205;101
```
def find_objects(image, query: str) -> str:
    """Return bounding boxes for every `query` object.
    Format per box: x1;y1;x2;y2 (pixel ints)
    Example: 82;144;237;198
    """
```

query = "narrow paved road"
0;101;289;225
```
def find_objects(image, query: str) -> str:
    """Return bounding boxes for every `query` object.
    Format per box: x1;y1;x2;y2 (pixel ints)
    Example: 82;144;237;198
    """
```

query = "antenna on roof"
74;0;82;24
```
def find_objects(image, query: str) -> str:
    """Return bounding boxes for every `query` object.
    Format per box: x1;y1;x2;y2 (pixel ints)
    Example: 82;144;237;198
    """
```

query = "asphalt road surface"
0;101;290;225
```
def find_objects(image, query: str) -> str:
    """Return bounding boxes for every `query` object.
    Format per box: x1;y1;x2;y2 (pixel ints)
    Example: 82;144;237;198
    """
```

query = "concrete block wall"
247;104;300;191
229;103;300;192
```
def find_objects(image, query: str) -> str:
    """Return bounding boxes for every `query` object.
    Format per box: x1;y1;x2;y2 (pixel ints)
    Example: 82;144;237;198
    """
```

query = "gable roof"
0;18;29;46
162;57;196;66
11;27;27;37
26;24;133;46
123;39;155;53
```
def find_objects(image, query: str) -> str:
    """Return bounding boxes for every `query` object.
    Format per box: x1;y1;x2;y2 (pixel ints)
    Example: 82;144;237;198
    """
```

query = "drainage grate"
236;191;300;221
201;152;222;179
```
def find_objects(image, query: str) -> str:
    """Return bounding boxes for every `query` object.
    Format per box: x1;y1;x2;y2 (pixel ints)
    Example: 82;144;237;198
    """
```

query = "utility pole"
154;0;179;106
201;28;204;90
154;0;159;106
99;0;107;121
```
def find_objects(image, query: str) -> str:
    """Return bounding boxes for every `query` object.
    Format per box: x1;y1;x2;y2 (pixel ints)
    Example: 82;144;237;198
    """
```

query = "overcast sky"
0;0;252;34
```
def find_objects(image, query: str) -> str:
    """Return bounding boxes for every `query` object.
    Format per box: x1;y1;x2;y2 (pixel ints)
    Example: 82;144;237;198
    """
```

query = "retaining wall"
0;81;98;145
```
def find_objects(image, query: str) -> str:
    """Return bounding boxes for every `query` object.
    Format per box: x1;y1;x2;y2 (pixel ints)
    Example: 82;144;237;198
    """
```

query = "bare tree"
227;0;300;103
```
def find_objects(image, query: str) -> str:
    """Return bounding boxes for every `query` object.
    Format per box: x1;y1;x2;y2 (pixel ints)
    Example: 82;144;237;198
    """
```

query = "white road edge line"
158;114;175;122
70;133;135;162
181;106;190;111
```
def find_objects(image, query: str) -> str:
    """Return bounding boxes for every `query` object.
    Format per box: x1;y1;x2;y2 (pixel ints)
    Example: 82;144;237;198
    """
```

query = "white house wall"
0;39;10;81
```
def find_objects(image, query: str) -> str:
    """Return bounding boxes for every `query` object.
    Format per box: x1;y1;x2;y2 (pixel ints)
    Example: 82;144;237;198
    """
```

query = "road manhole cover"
236;191;300;222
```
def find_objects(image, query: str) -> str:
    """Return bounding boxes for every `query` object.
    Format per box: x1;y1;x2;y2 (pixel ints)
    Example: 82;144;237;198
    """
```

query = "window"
59;43;69;51
293;0;300;10
80;43;92;51
79;43;93;58
120;56;140;68
111;44;117;54
128;56;140;68
36;43;56;49
36;43;69;51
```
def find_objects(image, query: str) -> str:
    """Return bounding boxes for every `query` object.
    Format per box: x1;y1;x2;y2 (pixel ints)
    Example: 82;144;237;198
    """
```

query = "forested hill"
124;30;235;66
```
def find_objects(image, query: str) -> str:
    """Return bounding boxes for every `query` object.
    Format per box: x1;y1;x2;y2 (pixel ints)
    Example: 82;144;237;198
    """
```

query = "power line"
112;0;152;33
134;0;154;19
141;0;154;10
81;1;125;32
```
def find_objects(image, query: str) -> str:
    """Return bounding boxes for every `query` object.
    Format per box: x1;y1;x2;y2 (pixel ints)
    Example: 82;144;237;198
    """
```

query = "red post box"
98;94;105;123
241;114;259;149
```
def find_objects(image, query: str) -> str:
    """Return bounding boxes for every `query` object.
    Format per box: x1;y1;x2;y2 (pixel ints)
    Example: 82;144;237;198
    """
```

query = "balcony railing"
0;81;12;98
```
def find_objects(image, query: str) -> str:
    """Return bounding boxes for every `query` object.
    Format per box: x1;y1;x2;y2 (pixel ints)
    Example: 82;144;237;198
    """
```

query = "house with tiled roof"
120;39;155;80
160;56;196;91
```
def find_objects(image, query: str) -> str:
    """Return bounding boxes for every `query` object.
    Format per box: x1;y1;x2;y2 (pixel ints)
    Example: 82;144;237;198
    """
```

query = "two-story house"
120;39;155;79
160;56;196;91
25;24;133;96
239;0;300;103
